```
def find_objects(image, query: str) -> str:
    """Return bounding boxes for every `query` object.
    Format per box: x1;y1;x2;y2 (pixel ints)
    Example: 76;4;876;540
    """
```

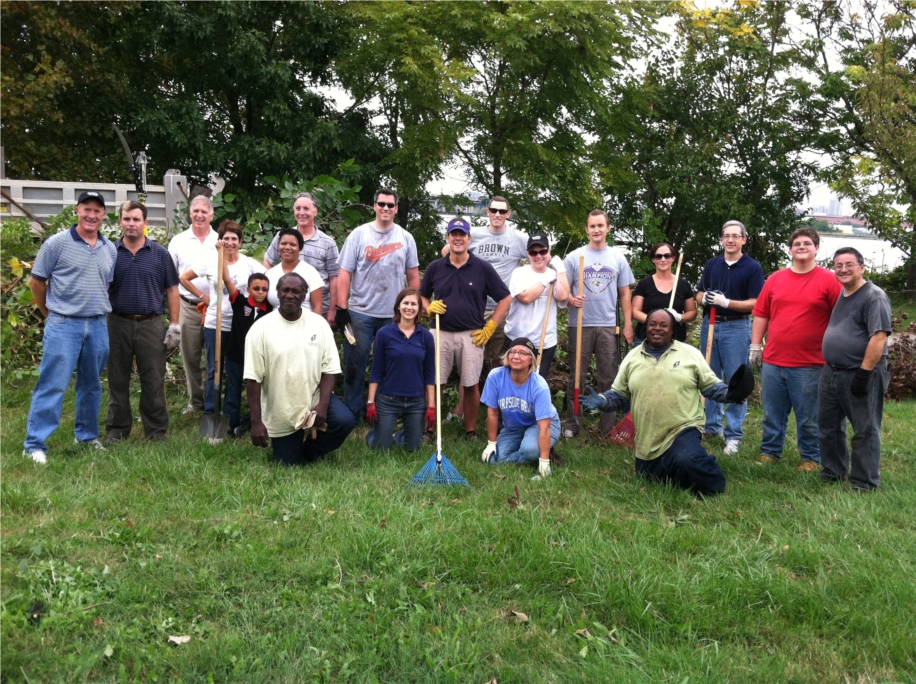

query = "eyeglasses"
376;201;396;209
249;286;268;292
507;350;531;357
792;241;816;248
652;253;674;260
834;261;860;270
488;207;510;215
722;233;744;241
528;248;549;257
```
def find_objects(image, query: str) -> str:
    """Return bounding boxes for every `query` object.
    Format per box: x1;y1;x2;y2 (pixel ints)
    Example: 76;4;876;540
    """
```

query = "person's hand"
538;457;551;478
335;307;351;330
366;401;377;426
665;308;683;323
851;368;873;397
471;320;497;347
196;301;207;316
426;405;436;431
704;290;730;309
313;404;329;431
568;294;585;308
749;343;763;371
581;385;607;411
481;440;497;463
163;323;181;350
622;323;634;345
250;420;269;448
427;300;447;316
549;256;566;274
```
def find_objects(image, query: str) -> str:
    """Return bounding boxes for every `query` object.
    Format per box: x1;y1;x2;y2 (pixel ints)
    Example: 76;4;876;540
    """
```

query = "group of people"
22;189;892;496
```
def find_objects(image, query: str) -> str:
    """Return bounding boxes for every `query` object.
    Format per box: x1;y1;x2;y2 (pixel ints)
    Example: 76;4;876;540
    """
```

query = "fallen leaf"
168;635;191;645
379;517;387;529
324;509;335;515
492;472;507;479
603;470;610;475
94;617;105;627
485;679;498;684
419;581;436;589
514;485;520;500
368;615;375;622
507;498;518;507
510;610;529;622
572;471;580;478
450;498;461;505
155;554;162;559
421;500;434;507
575;628;593;638
437;601;443;612
124;520;134;527
564;577;576;585
783;545;790;551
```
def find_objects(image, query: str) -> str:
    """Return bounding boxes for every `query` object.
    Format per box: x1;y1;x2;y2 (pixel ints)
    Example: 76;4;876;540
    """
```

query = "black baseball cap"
527;233;549;250
77;191;106;209
507;337;538;359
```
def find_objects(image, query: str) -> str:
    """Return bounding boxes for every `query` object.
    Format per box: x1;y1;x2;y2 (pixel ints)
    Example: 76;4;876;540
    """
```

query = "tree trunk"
907;256;916;302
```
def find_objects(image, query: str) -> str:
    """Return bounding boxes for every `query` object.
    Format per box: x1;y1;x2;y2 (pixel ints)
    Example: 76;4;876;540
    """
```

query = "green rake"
408;314;473;490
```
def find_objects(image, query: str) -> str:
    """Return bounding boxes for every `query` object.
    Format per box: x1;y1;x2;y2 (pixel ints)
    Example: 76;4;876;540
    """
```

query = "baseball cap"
447;217;471;234
77;191;107;209
507;337;538;359
527;233;549;250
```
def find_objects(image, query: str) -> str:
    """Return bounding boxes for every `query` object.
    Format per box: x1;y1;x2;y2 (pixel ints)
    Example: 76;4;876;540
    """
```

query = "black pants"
635;428;726;495
270;395;355;466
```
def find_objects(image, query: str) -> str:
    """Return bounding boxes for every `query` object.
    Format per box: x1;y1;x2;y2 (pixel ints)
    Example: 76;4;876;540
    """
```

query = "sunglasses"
488;207;510;215
249;286;269;293
528;248;549;257
652;253;674;260
376;201;396;209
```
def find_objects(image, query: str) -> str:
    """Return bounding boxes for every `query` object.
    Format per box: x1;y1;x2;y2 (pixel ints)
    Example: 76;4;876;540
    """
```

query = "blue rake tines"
408;450;473;489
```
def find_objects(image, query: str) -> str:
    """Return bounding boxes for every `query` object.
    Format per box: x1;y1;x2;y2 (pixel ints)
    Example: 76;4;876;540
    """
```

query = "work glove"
851;368;873;397
335;307;351;330
665;308;683;323
726;364;755;403
427;300;447;316
426;405;437;431
471;320;497;347
539;269;557;287
163;323;181;350
366;401;377;426
749;344;763;371
481;440;497;464
538;457;551;478
704;290;731;309
549;256;566;274
581;385;608;411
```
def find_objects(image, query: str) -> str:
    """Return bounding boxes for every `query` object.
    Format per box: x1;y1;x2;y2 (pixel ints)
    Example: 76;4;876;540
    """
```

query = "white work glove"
538;457;551;478
665;308;683;323
481;440;497;464
163;323;181;350
749;343;763;371
704;290;731;309
549;256;566;274
539;269;557;287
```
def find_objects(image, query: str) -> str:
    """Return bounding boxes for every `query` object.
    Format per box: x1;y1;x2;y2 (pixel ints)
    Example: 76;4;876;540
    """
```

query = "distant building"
828;199;843;217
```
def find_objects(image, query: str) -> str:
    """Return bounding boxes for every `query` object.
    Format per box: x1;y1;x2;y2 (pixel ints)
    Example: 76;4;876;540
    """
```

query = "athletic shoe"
74;438;107;451
181;405;198;415
563;429;575;439
760;454;779;465
463;431;478;441
104;433;124;445
797;461;819;473
23;449;47;465
723;439;740;455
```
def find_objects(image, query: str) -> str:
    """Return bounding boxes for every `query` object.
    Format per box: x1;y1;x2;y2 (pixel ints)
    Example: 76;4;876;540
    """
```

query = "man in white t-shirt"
505;233;570;380
563;210;635;438
335;188;420;421
168;195;218;413
245;273;355;465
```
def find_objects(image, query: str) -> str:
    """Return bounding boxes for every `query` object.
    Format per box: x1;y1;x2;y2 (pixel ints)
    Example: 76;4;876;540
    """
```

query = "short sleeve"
318;320;342;375
419;261;437;299
31;235;61;281
404;233;420;269
264;233;281;266
325;237;341;278
532;378;555;421
243;326;266;382
752;277;773;318
748;262;765;298
337;231;359;273
633;277;650;298
480;368;502;408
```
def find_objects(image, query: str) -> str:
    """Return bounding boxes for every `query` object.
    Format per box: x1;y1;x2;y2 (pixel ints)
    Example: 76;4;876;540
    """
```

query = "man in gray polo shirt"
23;191;117;464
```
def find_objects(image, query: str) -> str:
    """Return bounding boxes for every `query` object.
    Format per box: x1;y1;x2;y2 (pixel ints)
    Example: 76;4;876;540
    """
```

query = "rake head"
408;450;473;490
606;411;636;448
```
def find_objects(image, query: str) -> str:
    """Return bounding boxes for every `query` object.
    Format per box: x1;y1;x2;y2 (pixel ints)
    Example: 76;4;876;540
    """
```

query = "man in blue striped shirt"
23;191;117;464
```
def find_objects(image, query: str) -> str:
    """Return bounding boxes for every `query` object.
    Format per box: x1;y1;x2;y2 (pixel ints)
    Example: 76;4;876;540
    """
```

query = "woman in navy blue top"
366;288;437;451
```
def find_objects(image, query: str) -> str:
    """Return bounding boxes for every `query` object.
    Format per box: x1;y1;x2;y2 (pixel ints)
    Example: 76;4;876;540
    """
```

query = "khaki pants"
564;326;619;436
178;297;206;410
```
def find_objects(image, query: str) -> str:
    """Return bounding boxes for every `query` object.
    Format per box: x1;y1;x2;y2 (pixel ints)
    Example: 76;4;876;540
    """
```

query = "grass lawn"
2;375;915;684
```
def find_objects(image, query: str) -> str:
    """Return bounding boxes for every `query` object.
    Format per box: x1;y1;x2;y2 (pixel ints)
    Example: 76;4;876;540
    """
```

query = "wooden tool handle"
214;245;224;381
705;306;716;364
669;253;684;310
536;283;554;372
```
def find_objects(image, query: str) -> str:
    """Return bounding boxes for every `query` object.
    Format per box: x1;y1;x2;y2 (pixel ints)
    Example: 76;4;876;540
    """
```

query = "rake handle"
574;255;585;415
536;282;554;373
435;313;442;459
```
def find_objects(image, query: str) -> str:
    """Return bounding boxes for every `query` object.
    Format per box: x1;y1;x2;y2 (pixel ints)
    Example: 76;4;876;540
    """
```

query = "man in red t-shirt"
751;228;842;471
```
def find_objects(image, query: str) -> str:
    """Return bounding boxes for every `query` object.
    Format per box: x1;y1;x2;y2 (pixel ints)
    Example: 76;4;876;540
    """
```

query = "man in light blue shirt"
23;191;117;464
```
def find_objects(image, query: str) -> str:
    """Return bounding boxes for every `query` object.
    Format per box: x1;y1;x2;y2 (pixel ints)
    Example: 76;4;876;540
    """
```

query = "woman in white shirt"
265;228;324;313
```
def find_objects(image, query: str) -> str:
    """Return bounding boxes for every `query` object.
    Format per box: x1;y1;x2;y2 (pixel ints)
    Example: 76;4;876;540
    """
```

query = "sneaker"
74;438;107;451
797;461;819;473
181;405;198;415
463;431;478;441
23;449;47;465
723;439;740;455
760;454;779;465
563;429;575;439
104;433;124;445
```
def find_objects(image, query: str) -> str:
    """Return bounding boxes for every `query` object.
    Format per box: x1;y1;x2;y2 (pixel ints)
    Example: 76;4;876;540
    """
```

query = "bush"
0;216;44;381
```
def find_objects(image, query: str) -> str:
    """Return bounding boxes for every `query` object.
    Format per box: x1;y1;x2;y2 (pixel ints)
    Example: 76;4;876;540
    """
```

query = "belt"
114;312;158;322
827;363;857;372
705;314;748;322
180;295;201;305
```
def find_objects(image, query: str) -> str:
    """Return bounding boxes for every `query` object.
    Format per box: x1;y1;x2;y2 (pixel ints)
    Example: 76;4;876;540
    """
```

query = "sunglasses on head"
652;253;674;260
488;207;509;215
528;248;549;257
376;201;396;209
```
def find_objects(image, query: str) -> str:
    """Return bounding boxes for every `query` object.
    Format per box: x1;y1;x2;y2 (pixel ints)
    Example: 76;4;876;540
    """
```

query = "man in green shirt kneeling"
582;309;754;495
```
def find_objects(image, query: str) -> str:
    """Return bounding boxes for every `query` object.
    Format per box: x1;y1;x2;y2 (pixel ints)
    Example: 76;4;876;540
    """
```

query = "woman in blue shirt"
366;288;436;451
480;337;561;478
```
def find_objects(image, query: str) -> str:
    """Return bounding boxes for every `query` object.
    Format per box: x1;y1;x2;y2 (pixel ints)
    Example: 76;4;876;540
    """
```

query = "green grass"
2;378;915;684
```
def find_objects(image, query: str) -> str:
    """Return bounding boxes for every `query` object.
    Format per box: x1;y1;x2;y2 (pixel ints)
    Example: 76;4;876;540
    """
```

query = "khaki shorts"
437;329;484;387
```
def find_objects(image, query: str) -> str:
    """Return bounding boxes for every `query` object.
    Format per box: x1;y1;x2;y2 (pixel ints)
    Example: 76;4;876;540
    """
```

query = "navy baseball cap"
447;217;471;234
77;191;106;208
527;233;549;250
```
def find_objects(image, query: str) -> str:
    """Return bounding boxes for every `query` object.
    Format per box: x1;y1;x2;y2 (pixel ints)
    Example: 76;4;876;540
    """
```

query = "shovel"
200;244;231;441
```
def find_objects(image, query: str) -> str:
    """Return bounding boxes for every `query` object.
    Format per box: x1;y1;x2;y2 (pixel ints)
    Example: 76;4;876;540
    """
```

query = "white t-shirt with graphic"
505;265;568;347
564;246;634;328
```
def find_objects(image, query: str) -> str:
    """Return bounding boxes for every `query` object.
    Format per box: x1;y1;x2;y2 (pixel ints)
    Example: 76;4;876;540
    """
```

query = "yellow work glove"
471;320;497;347
427;300;447;316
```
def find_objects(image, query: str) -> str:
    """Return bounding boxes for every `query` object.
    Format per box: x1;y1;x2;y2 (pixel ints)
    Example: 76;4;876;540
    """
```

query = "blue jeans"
635;428;726;495
24;313;109;452
494;415;561;465
760;363;822;462
270;395;356;466
203;327;229;414
343;311;392;421
700;318;750;441
366;394;426;452
224;357;244;430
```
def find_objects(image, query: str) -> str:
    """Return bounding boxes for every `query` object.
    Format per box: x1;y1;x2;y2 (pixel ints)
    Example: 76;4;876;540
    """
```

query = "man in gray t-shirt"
818;247;892;492
336;188;420;421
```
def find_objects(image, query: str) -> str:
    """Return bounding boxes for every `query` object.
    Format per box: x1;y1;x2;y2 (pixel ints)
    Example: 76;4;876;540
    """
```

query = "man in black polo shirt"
420;217;511;438
106;201;180;442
